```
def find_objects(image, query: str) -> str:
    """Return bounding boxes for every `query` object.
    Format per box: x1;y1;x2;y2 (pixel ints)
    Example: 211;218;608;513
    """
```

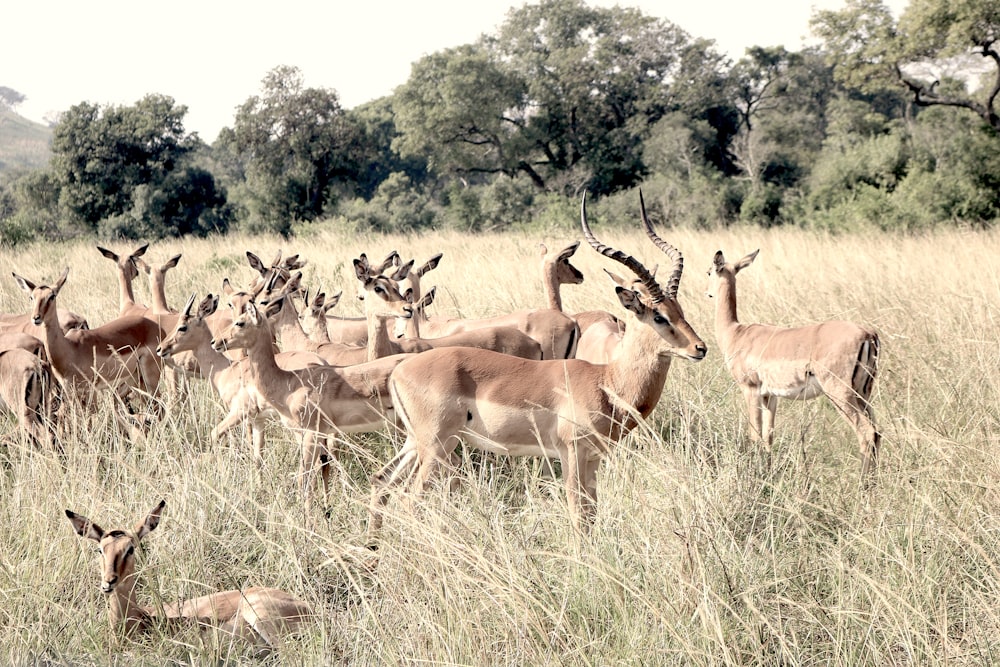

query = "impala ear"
12;273;35;294
615;286;646;316
391;259;414;282
97;246;118;261
261;297;284;319
135;499;165;540
164;254;182;270
221;277;235;296
66;509;104;542
713;251;726;272
735;249;760;273
558;241;580;260
603;268;629;288
246;251;267;276
132;243;149;259
353;257;370;283
325;291;342;311
198;294;220;318
416;253;442;277
54;268;69;294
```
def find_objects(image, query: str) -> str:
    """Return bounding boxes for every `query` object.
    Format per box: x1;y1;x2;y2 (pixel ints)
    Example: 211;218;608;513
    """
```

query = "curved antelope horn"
580;193;665;305
638;190;683;300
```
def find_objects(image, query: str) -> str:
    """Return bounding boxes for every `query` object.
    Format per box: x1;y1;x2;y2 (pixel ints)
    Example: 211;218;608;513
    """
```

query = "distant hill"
0;109;52;174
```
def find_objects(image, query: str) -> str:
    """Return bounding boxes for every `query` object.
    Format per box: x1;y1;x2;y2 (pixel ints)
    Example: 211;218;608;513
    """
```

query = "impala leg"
211;403;252;443
829;391;881;481
561;444;600;534
409;436;461;495
761;394;778;448
299;431;321;509
367;440;421;542
742;386;765;444
249;416;267;466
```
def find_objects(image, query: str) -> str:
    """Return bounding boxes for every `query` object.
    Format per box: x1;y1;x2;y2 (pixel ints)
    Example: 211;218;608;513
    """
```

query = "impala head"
97;243;148;283
540;241;584;286
396;252;441;302
135;253;182;282
157;293;218;358
298;289;341;336
246;249;307;295
705;249;759;299
65;500;165;594
211;295;277;353
581;191;706;362
354;254;414;320
12;268;70;326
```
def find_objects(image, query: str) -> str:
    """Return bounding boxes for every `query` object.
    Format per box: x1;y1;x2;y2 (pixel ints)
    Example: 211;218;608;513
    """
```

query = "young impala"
13;268;164;425
65;499;313;652
367;193;707;540
706;248;881;478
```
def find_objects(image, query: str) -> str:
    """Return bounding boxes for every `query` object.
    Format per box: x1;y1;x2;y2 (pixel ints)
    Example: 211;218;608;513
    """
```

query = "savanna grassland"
0;223;998;665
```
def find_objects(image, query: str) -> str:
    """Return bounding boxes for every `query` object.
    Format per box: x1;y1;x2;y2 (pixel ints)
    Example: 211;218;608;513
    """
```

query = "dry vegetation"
0;223;998;665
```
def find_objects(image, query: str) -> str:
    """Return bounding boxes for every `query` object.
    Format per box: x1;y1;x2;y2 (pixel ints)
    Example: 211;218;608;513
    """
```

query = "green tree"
221;65;356;234
347;97;429;200
49;94;226;237
493;0;707;195
812;0;1000;130
393;44;530;186
394;0;722;197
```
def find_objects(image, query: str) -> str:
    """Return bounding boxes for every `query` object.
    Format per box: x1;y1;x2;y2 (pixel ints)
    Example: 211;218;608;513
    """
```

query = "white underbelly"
462;432;561;459
763;375;824;400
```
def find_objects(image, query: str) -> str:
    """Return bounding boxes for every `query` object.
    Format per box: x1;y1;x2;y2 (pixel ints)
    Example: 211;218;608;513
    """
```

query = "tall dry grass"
0;223;997;665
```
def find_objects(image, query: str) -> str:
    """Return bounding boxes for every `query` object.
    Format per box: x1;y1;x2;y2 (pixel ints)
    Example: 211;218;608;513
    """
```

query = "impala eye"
653;314;669;326
177;326;187;333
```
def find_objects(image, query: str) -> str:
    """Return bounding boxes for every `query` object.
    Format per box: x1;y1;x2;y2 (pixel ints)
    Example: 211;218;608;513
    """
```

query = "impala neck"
149;275;170;314
714;274;741;348
269;297;312;350
242;319;284;385
187;327;233;392
543;270;563;311
37;301;78;379
109;573;151;636
604;317;673;420
117;273;138;313
366;315;398;361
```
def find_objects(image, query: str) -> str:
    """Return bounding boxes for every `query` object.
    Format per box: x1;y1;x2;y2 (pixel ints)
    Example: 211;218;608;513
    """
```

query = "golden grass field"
0;222;997;665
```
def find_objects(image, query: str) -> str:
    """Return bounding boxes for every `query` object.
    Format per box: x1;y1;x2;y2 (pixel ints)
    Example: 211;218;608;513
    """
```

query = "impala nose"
692;343;708;360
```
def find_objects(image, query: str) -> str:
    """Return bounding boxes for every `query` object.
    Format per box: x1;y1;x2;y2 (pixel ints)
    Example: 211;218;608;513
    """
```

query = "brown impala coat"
368;192;707;539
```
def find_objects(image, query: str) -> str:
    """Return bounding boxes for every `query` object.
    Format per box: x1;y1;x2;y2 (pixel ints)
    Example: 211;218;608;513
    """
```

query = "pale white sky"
4;0;908;143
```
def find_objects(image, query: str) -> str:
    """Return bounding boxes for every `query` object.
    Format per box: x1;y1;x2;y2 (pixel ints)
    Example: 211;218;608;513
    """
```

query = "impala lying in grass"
706;248;881;478
65;499;313;653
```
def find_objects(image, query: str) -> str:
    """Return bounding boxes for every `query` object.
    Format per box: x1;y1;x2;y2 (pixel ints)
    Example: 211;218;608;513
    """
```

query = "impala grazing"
706;248;881;478
366;193;707;540
65;499;313;653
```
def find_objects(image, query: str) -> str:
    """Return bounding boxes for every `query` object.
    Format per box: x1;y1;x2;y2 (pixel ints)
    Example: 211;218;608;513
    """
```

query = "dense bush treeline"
1;0;999;243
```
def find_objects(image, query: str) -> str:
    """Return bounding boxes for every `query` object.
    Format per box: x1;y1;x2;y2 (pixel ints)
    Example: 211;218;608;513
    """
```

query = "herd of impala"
1;194;882;653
